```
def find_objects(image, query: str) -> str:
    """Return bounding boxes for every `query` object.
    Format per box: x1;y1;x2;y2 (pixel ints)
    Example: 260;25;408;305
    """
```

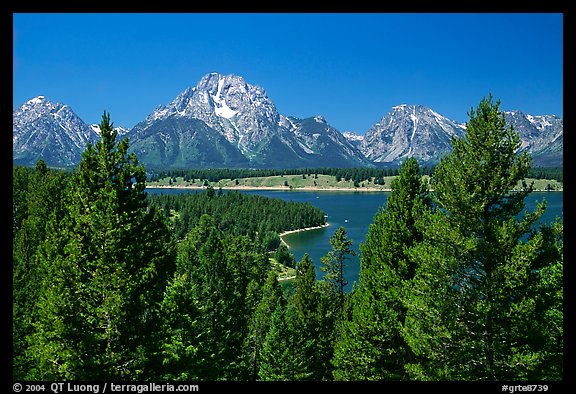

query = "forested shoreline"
13;96;563;382
147;164;563;184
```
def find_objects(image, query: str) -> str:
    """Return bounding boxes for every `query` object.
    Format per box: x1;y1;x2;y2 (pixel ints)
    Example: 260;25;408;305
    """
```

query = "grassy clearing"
269;257;296;282
149;174;394;190
148;174;562;192
513;178;563;192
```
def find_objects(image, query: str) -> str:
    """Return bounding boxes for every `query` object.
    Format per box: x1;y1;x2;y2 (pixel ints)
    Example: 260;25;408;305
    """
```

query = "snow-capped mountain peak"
90;124;130;136
128;72;370;168
13;96;100;166
503;110;563;166
360;104;466;165
27;95;45;105
13;78;563;169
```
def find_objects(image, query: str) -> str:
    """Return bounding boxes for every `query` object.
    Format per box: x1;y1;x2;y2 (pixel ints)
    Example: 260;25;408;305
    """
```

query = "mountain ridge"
13;74;563;168
127;72;371;169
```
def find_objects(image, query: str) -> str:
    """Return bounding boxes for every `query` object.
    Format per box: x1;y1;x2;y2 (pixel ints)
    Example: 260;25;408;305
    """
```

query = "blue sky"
13;13;563;133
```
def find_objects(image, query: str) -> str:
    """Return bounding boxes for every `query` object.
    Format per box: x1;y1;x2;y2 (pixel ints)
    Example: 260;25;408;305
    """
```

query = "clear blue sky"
13;13;563;133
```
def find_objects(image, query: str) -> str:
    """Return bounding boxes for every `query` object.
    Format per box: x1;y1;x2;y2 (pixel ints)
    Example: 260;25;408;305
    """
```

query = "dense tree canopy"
21;112;176;380
147;189;327;244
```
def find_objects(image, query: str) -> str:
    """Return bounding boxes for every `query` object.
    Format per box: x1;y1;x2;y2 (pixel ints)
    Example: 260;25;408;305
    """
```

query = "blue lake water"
148;188;563;291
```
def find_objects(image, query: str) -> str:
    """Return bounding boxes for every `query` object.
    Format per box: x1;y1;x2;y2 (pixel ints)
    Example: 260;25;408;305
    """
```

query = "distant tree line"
526;166;563;182
148;164;562;185
148;166;434;184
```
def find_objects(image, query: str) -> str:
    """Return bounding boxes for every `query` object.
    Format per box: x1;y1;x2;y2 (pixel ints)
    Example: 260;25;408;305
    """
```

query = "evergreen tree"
261;231;281;252
258;300;314;380
290;254;327;380
245;271;285;380
404;95;563;380
193;228;233;379
292;254;318;326
274;243;295;268
13;162;68;379
222;233;269;380
28;112;176;380
320;226;355;313
332;157;430;380
175;216;270;380
155;272;204;380
258;300;289;380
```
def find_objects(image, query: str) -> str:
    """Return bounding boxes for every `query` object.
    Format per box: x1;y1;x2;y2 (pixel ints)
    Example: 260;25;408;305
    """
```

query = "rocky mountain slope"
360;104;467;166
13;96;100;167
13;75;563;169
128;73;371;168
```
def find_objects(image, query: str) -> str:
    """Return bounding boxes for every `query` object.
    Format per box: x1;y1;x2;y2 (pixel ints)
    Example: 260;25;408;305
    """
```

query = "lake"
148;188;563;291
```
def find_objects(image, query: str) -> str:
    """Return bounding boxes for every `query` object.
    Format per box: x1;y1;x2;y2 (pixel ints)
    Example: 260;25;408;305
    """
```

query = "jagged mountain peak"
13;96;99;167
313;115;327;124
503;110;563;166
14;78;563;169
142;73;280;147
150;73;274;117
24;95;47;106
197;72;251;92
360;104;466;166
128;73;370;168
16;95;64;115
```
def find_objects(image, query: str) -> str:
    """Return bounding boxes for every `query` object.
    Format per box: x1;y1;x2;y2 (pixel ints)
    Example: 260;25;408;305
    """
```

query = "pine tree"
292;254;318;322
13;162;68;379
155;272;204;380
274;243;295;268
222;233;269;380
193;227;232;379
291;253;334;380
332;157;430;380
404;95;563;380
246;271;285;380
28;112;176;380
175;216;270;380
320;227;355;313
258;300;314;381
258;300;289;380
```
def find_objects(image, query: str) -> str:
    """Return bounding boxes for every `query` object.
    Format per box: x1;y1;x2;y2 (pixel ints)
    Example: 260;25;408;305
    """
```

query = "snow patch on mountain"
212;76;238;119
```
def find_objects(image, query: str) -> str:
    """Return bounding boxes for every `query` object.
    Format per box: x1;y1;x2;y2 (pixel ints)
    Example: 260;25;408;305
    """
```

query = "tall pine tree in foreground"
332;95;562;381
28;112;176;380
332;157;431;380
320;226;355;314
404;95;563;380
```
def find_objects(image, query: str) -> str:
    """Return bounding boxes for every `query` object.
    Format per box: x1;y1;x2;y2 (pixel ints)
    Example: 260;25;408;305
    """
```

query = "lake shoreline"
279;223;330;248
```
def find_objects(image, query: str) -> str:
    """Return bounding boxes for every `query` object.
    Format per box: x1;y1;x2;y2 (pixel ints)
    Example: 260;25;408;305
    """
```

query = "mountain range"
13;73;563;169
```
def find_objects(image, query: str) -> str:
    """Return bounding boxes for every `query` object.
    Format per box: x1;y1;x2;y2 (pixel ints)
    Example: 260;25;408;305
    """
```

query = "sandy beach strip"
279;223;330;249
279;223;330;238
